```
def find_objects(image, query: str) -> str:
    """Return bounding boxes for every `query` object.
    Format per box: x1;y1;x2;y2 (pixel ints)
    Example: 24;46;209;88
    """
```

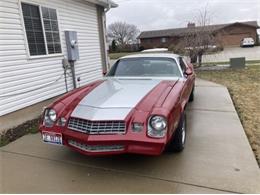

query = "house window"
21;3;61;56
42;7;61;54
21;3;46;55
144;39;151;43
161;37;167;43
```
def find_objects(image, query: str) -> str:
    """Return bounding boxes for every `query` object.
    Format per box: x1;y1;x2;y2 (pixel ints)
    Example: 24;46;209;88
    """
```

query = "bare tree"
107;21;140;47
172;7;219;66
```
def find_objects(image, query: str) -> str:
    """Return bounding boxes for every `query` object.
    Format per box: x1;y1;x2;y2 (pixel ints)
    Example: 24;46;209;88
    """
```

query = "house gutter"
86;0;118;9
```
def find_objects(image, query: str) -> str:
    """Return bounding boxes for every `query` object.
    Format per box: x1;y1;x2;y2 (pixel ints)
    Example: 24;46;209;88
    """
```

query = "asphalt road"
0;79;259;193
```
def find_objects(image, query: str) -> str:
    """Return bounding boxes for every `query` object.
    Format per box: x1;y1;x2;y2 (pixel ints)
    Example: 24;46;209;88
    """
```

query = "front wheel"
167;113;186;152
189;86;194;102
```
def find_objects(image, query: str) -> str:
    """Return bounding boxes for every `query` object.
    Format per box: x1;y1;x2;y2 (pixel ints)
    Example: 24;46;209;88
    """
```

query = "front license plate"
42;131;63;145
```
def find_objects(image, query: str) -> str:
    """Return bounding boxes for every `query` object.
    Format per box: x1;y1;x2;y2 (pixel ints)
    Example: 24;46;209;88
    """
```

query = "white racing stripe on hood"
71;78;160;120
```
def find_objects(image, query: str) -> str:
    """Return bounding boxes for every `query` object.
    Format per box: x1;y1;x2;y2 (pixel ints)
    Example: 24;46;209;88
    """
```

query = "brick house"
138;21;259;49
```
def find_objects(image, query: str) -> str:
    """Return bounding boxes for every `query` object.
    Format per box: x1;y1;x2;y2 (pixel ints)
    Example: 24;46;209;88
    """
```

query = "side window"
179;57;187;73
21;3;62;56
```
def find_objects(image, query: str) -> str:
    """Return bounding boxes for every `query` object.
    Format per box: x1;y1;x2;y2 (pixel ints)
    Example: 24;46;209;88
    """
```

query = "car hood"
70;78;174;120
80;78;161;108
71;78;179;120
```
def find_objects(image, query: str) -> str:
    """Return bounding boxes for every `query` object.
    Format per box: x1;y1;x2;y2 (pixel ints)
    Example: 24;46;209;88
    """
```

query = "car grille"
68;117;126;135
68;140;125;152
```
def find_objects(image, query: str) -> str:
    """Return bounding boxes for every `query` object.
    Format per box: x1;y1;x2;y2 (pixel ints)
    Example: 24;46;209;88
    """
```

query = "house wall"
216;24;257;46
0;0;104;116
140;37;178;49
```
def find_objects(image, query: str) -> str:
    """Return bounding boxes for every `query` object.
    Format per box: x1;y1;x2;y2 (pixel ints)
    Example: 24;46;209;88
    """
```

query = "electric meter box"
65;31;79;61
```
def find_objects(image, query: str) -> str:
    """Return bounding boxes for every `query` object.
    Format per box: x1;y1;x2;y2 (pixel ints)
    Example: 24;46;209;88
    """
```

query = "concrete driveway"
0;79;259;193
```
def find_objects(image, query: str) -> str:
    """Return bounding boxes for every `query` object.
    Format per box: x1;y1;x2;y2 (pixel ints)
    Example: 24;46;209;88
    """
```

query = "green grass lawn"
196;66;260;165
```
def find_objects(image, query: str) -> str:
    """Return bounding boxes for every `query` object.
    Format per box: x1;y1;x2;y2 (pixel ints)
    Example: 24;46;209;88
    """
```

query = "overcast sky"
107;0;260;33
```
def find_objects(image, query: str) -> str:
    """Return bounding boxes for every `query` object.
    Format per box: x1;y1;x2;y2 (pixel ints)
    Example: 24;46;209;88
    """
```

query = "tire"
167;113;186;153
189;86;194;102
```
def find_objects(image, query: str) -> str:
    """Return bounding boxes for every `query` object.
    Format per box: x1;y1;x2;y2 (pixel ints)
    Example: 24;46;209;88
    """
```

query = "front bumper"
40;127;166;156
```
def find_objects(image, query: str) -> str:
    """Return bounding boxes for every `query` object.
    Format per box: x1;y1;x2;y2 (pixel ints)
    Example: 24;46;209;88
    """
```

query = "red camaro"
40;53;195;156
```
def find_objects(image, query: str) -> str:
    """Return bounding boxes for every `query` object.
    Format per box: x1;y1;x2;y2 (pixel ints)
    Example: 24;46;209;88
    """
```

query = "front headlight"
148;115;167;138
48;109;57;121
43;108;57;127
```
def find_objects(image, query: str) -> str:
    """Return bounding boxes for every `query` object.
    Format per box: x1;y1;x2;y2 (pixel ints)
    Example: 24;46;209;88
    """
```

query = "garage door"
222;34;251;46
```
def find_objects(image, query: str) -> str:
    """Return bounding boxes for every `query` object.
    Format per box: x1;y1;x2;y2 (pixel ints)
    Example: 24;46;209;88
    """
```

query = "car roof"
141;48;168;53
119;53;180;61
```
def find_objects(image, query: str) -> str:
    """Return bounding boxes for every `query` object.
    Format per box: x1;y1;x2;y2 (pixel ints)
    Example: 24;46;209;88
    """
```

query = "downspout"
100;2;112;72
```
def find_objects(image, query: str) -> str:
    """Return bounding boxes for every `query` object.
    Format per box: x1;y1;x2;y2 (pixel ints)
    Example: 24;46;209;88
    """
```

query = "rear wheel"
167;113;186;152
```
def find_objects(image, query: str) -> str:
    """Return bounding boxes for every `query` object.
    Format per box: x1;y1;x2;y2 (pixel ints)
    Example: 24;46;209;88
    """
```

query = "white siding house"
0;0;116;117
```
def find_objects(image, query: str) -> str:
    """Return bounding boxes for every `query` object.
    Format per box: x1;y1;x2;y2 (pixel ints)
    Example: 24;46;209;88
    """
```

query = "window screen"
22;3;46;56
42;7;61;54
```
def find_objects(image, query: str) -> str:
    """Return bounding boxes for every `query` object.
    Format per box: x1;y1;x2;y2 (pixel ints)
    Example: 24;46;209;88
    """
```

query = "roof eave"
86;0;118;8
139;21;259;39
219;22;259;31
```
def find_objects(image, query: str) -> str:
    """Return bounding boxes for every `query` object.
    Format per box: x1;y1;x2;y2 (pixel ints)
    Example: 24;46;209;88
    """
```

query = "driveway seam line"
187;108;236;113
195;85;223;88
0;149;241;194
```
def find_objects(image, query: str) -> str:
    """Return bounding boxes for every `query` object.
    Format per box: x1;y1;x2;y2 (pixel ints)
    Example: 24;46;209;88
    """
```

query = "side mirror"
184;68;192;76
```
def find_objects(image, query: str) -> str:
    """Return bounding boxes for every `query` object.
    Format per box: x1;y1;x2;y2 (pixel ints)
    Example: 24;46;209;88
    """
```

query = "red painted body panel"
39;64;195;156
63;126;166;156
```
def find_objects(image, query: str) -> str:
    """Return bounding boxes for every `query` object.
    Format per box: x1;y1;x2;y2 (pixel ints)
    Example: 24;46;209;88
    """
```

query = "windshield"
107;57;182;78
